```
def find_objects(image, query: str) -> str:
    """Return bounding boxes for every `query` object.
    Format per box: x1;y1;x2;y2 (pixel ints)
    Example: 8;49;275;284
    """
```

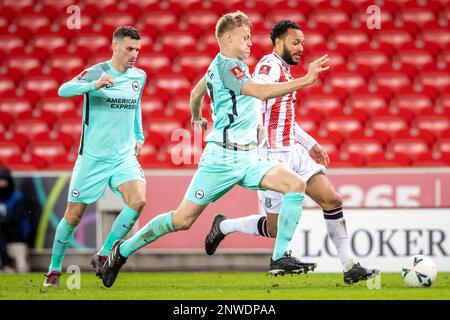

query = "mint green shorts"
185;142;277;205
68;155;146;204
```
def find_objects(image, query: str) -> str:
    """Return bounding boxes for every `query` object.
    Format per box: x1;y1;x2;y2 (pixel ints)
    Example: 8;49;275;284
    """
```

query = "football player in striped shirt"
205;20;379;284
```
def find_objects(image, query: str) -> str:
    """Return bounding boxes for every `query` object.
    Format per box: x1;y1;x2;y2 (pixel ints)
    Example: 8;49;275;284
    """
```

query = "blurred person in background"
0;166;30;273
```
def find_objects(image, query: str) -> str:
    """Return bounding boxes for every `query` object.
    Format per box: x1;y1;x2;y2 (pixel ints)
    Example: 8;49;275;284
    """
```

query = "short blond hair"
215;11;252;39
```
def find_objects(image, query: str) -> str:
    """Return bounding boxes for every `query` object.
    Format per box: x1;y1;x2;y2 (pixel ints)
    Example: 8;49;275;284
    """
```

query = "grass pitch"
0;272;449;300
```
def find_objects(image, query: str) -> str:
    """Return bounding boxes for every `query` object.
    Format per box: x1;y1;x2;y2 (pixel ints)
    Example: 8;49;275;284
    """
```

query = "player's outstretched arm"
241;55;330;101
190;77;208;133
294;122;317;151
58;74;114;98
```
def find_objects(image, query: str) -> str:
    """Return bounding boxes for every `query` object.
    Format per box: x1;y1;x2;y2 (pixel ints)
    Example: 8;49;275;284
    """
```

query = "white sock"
323;208;355;271
219;215;266;236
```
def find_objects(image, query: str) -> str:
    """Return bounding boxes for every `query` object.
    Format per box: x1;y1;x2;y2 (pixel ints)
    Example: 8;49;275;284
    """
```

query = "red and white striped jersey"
253;52;298;151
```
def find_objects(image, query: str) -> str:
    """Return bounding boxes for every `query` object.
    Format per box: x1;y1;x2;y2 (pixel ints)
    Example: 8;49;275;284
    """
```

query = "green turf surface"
0;272;449;300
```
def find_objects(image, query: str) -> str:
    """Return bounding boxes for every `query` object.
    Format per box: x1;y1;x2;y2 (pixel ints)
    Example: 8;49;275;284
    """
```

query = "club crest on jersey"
259;65;271;75
195;189;204;199
230;66;246;80
265;198;272;208
71;189;80;198
132;80;140;92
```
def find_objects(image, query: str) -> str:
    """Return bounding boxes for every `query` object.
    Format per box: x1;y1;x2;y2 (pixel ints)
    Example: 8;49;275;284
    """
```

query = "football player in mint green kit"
43;26;148;287
101;12;330;288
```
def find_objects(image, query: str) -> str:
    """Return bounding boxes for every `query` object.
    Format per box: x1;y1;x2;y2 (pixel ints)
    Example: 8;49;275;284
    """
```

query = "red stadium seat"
266;10;307;25
347;90;389;115
0;91;37;117
347;128;391;146
401;3;437;25
341;138;384;156
155;74;191;93
74;33;110;53
16;14;51;32
0;6;14;27
328;68;368;91
140;96;165;117
393;128;436;146
146;119;183;141
394;91;434;114
419;64;450;90
176;52;214;71
6;154;48;170
181;10;219;31
39;97;77;116
0;26;32;51
350;43;393;69
0;76;15;94
397;43;437;69
301;94;342;114
372;71;412;91
29;140;67;160
388;138;429;158
82;0;116;10
414;114;450;135
373;106;415;122
421;21;450;48
308;129;345;147
0;112;13;130
329;107;369;123
434;138;450;154
328;152;366;167
321;116;363;137
159;31;197;51
145;1;183;16
141;11;179;31
302;24;332;48
413;152;450;167
376;21;418;48
135;52;172;72
369;115;409;136
0;142;22;160
333;22;371;48
0;131;29;151
366;151;411;167
47;152;78;170
310;9;350;27
33;131;74;151
16;109;57;127
304;43;351;69
229;0;270;16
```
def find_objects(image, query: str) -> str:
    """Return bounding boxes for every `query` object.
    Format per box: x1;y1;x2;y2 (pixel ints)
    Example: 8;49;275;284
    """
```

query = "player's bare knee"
64;210;81;226
321;193;343;211
174;217;195;231
286;176;306;193
129;199;146;212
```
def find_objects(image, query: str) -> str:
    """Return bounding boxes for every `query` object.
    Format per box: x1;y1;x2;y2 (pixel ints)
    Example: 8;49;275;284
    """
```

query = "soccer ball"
402;255;437;288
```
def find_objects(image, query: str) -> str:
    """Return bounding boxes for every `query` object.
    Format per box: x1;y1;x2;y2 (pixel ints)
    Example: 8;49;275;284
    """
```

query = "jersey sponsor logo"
106;98;137;110
132;80;140;92
71;189;80;198
259;65;271;75
195;189;204;199
230;66;247;80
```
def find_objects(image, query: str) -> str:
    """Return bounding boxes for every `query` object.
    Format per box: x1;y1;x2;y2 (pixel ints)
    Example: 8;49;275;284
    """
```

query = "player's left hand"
135;142;143;157
309;143;329;167
191;118;208;133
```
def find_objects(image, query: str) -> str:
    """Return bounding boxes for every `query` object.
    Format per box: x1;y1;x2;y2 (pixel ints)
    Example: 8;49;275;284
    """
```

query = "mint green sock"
119;211;175;258
98;206;139;256
272;192;305;260
49;217;77;272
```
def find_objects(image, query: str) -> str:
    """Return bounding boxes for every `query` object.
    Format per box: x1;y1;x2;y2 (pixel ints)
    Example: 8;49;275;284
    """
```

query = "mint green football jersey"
58;61;146;163
204;53;259;146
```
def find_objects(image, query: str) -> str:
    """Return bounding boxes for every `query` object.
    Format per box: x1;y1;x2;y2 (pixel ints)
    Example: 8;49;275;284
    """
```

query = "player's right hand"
191;118;208;133
306;54;330;84
94;75;114;90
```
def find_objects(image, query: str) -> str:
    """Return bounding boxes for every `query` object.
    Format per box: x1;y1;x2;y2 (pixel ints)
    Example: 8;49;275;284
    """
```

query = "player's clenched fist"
306;54;330;84
191;118;208;133
95;75;114;90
